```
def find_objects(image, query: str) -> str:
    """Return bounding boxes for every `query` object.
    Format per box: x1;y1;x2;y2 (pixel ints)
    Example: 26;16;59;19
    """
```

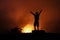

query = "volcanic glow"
21;24;34;33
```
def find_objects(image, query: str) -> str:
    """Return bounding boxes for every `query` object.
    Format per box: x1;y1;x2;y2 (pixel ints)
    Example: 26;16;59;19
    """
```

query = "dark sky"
0;0;60;33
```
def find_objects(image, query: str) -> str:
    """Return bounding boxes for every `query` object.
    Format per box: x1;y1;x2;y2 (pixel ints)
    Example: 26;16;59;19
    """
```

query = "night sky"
0;0;60;33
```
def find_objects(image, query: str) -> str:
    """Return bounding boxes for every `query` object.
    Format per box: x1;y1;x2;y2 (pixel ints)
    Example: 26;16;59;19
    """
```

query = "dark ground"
0;30;60;40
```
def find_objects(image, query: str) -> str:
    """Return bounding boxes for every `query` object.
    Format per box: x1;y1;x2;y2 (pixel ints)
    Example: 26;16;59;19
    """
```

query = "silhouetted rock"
32;30;46;34
10;27;20;34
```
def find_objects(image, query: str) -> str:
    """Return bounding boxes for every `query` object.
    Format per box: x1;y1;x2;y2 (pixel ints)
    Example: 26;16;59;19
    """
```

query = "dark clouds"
0;0;60;33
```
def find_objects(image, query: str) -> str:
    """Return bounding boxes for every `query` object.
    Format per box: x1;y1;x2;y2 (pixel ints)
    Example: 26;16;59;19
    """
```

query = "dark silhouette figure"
30;10;42;30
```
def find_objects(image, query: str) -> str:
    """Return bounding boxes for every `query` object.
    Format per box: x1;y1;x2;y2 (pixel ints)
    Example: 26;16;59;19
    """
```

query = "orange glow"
21;24;34;33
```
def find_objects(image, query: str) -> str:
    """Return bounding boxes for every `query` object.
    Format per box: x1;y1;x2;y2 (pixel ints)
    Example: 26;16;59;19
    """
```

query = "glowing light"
21;24;34;33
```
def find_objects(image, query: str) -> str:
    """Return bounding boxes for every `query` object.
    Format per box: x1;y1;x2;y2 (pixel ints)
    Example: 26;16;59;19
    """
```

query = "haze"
0;0;60;33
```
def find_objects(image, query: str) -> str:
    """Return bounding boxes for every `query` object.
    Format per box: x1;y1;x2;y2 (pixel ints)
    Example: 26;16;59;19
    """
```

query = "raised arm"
39;9;42;15
30;11;35;15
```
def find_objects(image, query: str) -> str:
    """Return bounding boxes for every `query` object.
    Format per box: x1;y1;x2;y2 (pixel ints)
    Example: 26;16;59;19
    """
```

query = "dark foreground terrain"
0;30;60;40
